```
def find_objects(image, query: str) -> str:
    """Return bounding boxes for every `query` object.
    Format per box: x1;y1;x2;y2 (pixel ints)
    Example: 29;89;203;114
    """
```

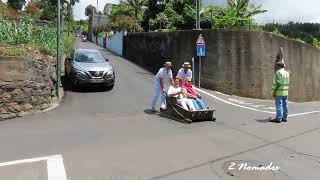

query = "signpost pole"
192;57;195;85
199;56;201;87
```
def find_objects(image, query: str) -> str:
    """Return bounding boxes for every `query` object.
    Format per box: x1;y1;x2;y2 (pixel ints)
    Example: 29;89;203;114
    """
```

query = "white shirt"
168;86;183;98
155;67;173;91
176;68;192;82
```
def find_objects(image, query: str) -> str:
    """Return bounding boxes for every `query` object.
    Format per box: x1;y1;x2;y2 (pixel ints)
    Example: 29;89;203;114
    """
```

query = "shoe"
282;119;287;122
270;118;281;123
160;108;167;112
151;107;156;112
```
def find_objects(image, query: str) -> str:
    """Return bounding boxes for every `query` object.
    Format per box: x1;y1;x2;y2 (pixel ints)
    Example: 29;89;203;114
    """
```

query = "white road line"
47;155;67;180
289;111;320;117
249;105;265;108
195;87;275;114
0;155;53;167
214;91;230;96
265;107;276;110
0;154;67;180
197;87;320;117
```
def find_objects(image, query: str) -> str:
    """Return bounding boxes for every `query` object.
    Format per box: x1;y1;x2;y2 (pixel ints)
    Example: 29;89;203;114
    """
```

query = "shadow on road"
62;76;112;93
136;71;154;75
255;117;273;123
144;109;158;115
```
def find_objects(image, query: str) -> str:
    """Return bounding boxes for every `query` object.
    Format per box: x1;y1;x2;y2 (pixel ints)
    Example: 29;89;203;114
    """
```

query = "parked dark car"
65;49;115;89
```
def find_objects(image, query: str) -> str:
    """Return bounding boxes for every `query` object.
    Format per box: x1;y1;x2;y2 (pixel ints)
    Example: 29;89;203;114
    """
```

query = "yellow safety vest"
272;69;289;96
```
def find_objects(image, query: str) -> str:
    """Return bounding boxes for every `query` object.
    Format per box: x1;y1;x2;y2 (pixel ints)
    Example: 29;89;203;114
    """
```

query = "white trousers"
151;79;166;109
177;98;195;111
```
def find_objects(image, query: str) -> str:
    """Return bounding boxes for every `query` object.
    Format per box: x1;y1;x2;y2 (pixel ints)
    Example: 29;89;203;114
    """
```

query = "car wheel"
71;79;78;91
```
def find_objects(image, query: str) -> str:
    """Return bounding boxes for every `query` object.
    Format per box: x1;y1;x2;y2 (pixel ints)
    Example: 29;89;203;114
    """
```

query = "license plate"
91;79;104;83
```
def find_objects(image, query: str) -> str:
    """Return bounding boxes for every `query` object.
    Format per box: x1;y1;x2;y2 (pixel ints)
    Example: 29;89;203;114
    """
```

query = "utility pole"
56;0;61;99
196;0;200;29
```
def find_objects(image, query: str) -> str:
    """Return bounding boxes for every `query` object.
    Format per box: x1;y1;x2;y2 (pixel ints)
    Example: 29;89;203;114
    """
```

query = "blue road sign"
197;44;206;56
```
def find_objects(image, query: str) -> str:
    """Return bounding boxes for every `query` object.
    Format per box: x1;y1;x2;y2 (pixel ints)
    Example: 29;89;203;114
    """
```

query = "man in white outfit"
167;78;196;111
151;62;174;112
176;62;192;85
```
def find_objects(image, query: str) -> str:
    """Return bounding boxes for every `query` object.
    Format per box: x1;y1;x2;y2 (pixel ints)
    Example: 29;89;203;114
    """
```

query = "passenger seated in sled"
182;77;208;110
167;78;196;111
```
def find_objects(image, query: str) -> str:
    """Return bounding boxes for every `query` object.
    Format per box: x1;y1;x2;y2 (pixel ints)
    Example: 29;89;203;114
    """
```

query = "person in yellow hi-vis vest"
271;61;290;123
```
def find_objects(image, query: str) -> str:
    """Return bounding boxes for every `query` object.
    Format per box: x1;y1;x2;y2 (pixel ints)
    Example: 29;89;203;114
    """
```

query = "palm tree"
85;4;96;17
227;0;267;19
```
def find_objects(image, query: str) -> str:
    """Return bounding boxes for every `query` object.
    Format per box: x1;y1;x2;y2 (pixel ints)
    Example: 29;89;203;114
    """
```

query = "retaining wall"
123;29;320;102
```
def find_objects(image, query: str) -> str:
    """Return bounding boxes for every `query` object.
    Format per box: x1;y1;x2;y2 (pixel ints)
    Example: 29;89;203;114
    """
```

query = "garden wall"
94;32;124;56
123;29;320;102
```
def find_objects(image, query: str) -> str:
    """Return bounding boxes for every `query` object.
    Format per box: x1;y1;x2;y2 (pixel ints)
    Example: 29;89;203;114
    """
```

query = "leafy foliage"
140;0;266;31
0;17;74;55
33;0;79;21
263;22;320;45
216;0;266;30
85;4;96;17
25;2;39;16
271;28;287;38
227;0;267;19
313;38;320;49
107;1;145;32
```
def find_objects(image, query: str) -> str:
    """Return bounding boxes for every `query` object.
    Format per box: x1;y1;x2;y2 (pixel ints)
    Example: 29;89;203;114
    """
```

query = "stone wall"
0;56;56;120
123;30;320;102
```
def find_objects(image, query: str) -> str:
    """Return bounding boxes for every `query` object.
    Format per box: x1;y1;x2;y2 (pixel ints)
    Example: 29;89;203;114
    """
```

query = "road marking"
47;155;67;180
197;88;320;117
0;155;67;180
195;88;275;114
249;105;265;108
214;91;230;96
265;107;276;110
289;111;320;117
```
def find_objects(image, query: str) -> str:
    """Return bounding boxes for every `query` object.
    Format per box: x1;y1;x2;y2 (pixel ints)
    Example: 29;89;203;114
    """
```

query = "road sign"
197;44;206;56
196;34;205;44
196;34;206;57
196;34;206;88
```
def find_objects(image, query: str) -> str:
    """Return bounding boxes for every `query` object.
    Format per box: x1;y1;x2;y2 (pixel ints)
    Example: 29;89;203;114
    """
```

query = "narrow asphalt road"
1;38;320;180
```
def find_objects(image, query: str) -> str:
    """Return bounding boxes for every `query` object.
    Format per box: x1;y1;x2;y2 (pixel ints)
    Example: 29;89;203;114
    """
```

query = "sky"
62;0;320;24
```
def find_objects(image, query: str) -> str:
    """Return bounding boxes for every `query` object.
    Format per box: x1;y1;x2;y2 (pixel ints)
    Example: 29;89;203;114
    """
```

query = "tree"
26;2;39;16
142;0;166;30
85;4;96;17
7;0;26;11
123;0;146;19
106;1;145;32
201;6;226;29
227;0;267;17
33;0;79;21
143;0;197;31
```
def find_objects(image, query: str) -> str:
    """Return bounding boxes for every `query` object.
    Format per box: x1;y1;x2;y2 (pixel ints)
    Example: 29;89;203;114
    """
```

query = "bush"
271;29;287;38
313;38;320;49
0;17;75;56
